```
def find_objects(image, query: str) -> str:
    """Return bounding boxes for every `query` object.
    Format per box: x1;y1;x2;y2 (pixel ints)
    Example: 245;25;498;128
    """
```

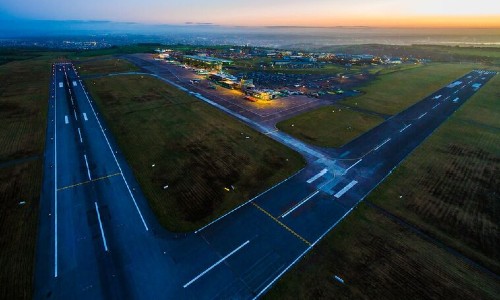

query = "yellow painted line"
57;172;121;191
251;202;311;246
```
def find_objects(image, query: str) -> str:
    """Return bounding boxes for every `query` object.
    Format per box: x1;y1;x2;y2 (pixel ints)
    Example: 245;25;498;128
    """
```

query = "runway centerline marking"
344;159;362;174
94;202;109;252
281;190;320;218
306;168;327;184
83;154;91;180
417;112;427;120
264;129;279;135
399;124;412;133
57;172;121;191
334;180;358;198
373;138;391;151
81;81;149;231
73;109;78;121
432;103;440;110
252;202;311;246
183;240;250;288
77;127;83;143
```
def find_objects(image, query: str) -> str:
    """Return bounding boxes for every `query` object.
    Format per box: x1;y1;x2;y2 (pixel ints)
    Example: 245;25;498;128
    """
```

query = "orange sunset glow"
1;0;499;28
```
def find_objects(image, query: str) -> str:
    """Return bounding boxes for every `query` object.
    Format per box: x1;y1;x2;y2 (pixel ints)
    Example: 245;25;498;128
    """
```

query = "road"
34;63;496;299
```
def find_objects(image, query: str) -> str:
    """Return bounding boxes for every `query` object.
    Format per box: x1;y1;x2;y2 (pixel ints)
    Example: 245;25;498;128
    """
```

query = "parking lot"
130;54;348;125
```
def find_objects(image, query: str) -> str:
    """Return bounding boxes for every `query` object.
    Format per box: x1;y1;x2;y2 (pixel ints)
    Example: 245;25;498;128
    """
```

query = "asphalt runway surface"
34;63;496;299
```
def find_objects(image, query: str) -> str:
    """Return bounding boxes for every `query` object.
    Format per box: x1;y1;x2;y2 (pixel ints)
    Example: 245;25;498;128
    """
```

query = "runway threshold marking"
281;190;320;218
306;168;327;184
252;202;311;246
183;240;250;288
57;172;121;191
94;202;109;251
334;180;358;198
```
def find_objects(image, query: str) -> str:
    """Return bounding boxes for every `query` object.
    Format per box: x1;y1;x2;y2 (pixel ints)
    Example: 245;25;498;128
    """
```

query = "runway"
34;64;496;299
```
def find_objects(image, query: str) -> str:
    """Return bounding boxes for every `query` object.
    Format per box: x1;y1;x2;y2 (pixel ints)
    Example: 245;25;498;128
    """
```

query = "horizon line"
2;18;500;30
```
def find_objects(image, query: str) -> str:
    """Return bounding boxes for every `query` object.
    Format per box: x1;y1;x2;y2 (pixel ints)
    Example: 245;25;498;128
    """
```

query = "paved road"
34;63;496;299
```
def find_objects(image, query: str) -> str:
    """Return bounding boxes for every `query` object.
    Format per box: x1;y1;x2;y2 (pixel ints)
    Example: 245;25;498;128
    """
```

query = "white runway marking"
374;138;391;151
194;167;305;234
334;180;358;198
83;113;88;121
94;202;109;252
183;240;250;288
54;70;59;278
73;110;78;121
77;128;83;143
82;82;149;231
432;103;440;110
344;159;362;174
417;112;427;120
72;81;77;87
306;168;328;184
64;115;69;124
399;124;412;133
281;190;320;218
58;82;63;88
83;154;91;180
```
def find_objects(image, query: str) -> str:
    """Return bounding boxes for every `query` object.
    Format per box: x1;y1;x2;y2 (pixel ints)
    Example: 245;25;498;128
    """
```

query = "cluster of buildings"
155;46;427;102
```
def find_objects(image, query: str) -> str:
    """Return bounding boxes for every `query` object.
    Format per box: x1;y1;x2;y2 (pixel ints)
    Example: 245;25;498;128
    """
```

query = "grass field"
266;203;499;300
75;57;139;75
365;63;421;75
69;43;161;58
267;66;499;298
276;105;384;148
86;75;305;231
367;73;500;273
0;161;43;300
266;64;346;75
320;44;500;66
0;54;53;299
0;57;53;161
341;63;484;115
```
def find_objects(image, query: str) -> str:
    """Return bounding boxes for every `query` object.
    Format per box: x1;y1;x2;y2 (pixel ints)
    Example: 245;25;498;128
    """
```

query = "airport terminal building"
183;55;233;71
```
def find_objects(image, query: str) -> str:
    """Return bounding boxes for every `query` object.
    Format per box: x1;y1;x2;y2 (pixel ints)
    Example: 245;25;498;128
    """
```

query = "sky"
1;0;499;28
